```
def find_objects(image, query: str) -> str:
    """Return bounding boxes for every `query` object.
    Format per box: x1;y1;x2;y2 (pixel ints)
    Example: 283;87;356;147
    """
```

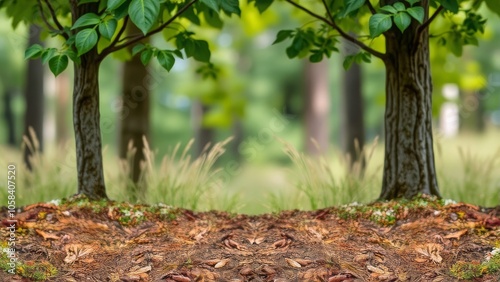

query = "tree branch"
366;0;376;15
288;0;386;60
43;0;69;40
419;5;443;33
109;16;129;48
37;0;59;36
99;0;198;59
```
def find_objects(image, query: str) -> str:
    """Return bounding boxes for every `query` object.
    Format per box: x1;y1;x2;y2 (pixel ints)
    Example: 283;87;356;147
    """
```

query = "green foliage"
128;0;160;35
450;251;500;279
272;27;338;63
1;0;241;76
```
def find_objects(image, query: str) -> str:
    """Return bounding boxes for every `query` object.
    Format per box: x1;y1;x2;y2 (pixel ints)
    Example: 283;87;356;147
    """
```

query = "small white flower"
443;199;456;206
48;199;61;206
373;210;383;217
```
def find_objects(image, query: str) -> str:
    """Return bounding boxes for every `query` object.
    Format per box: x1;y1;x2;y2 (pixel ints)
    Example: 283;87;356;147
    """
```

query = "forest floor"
1;195;500;282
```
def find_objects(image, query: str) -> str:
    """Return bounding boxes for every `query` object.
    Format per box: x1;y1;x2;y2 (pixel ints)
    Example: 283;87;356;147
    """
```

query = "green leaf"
48;55;68;76
128;0;160;34
253;0;273;13
341;0;365;17
79;0;99;4
71;13;101;30
107;0;127;11
156;50;175;71
140;48;153;65
309;51;323;63
132;43;146;56
343;55;355;70
41;48;57;64
25;44;44;59
193;40;211;62
405;0;420;6
438;0;459;13
369;14;392;38
394;12;412;33
220;0;241;16
98;19;117;40
273;30;294;45
114;1;131;19
393;2;406;11
75;28;98;55
447;32;463;56
201;0;219;12
406;6;424;23
204;8;224;28
485;0;500;17
380;5;398;14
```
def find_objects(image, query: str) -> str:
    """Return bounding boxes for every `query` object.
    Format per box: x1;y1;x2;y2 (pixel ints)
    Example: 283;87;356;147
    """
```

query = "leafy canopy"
0;0;241;77
249;0;498;68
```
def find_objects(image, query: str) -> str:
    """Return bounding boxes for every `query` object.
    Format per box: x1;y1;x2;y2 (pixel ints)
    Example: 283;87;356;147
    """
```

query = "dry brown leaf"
294;258;313;266
214;258;230;269
415;243;443;264
354;253;370;263
367;264;385;274
285;258;301;268
444;229;467;240
414;258;428;263
35;229;59;240
64;244;93;264
128;265;151;275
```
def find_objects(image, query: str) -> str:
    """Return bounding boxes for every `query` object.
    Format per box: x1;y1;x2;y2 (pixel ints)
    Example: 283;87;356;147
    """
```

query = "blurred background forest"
1;4;499;214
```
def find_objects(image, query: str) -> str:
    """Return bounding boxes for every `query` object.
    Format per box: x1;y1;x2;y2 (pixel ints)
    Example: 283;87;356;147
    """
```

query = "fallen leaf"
367;264;385;274
444;229;467;240
285;258;301;268
35;229;59;240
214;258;230;269
128;265;151;275
415;243;443;264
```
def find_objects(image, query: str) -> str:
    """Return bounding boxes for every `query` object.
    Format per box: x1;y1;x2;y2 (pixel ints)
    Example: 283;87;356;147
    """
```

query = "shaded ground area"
1;195;500;281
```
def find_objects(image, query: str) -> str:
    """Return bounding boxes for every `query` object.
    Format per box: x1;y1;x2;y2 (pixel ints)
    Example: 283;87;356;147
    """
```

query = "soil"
1;195;500;282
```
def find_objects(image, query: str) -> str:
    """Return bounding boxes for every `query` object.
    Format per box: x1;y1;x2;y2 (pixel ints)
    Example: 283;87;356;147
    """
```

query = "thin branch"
288;0;386;60
99;0;198;59
37;0;57;33
321;0;335;23
365;0;376;15
419;5;443;33
43;0;69;40
109;16;129;47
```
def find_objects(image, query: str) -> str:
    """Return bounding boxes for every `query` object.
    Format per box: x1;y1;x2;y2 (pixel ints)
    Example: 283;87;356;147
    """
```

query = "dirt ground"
1;195;500;282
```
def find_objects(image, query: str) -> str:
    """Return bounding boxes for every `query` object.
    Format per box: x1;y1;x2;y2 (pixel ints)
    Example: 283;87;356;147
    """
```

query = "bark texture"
71;2;107;199
119;23;150;192
304;60;330;156
23;24;44;170
380;0;440;199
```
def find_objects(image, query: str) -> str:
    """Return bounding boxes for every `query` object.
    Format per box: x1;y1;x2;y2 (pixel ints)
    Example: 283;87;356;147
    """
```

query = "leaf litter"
0;195;499;281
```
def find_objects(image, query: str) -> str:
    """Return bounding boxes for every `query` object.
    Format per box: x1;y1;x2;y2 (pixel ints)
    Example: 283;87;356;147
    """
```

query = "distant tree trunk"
192;100;214;156
304;60;330;156
459;90;485;133
231;119;243;161
23;24;44;171
71;2;107;200
379;0;440;199
118;23;150;201
55;72;70;144
3;88;16;146
341;61;365;173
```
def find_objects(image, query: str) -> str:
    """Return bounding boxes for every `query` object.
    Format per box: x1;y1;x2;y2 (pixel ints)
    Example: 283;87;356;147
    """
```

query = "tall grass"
1;130;499;213
269;138;381;212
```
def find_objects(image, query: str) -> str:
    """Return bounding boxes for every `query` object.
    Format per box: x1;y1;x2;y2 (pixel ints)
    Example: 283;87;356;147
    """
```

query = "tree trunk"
192;100;214;156
23;24;44;170
55;72;70;144
341;61;365;172
71;2;107;200
304;60;330;156
3;88;16;146
379;0;440;199
119;23;150;199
